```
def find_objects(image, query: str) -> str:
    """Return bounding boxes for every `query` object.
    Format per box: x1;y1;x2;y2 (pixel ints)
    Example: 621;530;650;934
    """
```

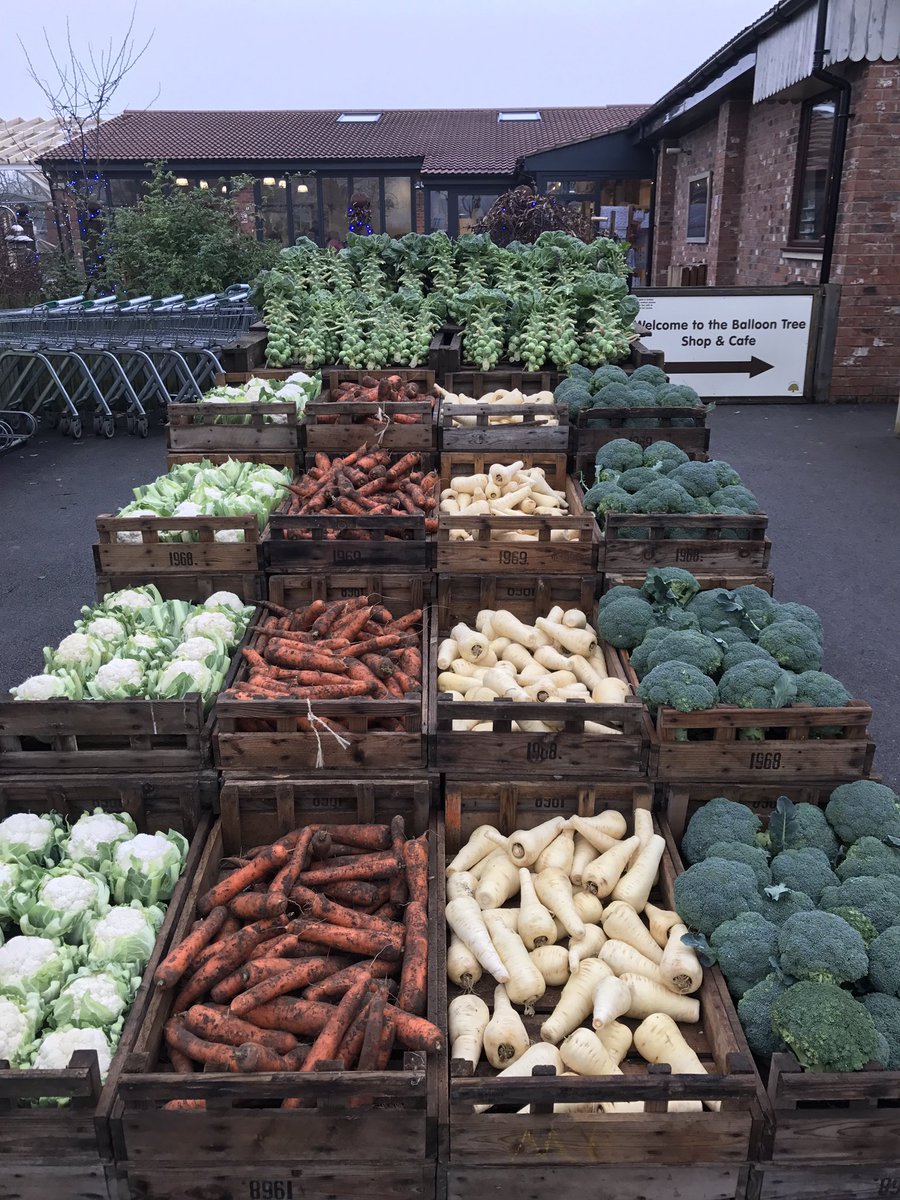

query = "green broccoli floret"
645;630;723;678
826;781;900;846
720;643;778;673
711;627;751;650
706;841;772;887
596;595;657;650
837;837;900;882
655;609;702;635
710;484;758;514
637;661;718;716
626;382;659;401
616;467;662;494
641;441;690;473
706;460;742;488
765;799;841;862
757;885;816;925
770;848;839;903
629;628;674;679
594;438;645;475
599;585;640;612
862;994;900;1068
716;506;754;540
566;363;593;383
768;602;824;644
728;585;777;634
623;392;662;428
553;379;593;416
772;981;878;1072
686;589;743;633
593;382;634;409
631;479;696;515
681;797;763;865
867;927;900;996
820;877;900;933
738;975;789;1056
792;670;850;708
639;567;701;608
630;364;668;387
589;364;629;392
667;461;721;498
673;858;762;936
829;906;878;946
717;661;797;709
777;911;868;985
757;621;824;673
657;383;702;408
710;912;780;997
583;481;634;516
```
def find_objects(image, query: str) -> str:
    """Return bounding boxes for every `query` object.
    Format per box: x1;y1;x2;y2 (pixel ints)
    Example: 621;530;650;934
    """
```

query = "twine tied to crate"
305;698;351;768
374;404;393;447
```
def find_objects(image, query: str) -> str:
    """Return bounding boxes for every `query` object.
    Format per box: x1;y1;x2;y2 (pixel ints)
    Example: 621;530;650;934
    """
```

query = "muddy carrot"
294;599;327;631
228;892;289;921
300;975;371;1072
296;850;402;888
164;1018;241;1070
289;885;404;940
315;825;391;851
154;906;229;990
304;960;398;1002
343;634;403;658
373;1013;397;1070
167;1045;196;1074
396;901;428;1016
231;958;349;1017
403;836;429;908
242;997;335;1038
210;958;314;1004
183;1005;298;1054
265;644;351;674
383;1006;443;1053
172;919;288;1011
197;845;292;915
269;827;316;900
234;1042;291;1073
322;880;385;908
310;830;332;860
286;917;403;961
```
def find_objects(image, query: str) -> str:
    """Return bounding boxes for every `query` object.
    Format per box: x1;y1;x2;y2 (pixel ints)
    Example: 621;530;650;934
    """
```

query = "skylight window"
498;111;541;122
337;113;382;123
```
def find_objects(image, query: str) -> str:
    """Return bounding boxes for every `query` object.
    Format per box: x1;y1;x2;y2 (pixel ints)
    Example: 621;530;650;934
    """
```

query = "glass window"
350;177;382;234
321;177;349;248
108;177;139;208
686;173;711;243
792;97;836;241
458;193;500;235
427;189;448;232
259;178;290;244
384;176;412;237
545;179;595;196
291;174;318;241
230;182;257;238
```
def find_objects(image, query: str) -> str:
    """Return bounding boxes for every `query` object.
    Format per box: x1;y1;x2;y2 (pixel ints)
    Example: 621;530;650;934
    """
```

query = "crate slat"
166;401;300;452
95;514;261;576
574;406;711;459
601;571;776;596
95;568;264;606
599;512;772;574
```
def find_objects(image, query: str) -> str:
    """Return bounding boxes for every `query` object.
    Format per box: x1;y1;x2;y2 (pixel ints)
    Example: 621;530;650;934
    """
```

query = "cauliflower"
83;616;127;647
153;658;213;700
0;812;63;864
214;529;245;543
86;903;163;969
86;658;145;700
173;637;220;662
115;509;159;544
52;633;99;666
104;589;156;611
10;674;71;701
18;866;109;943
0;935;76;1002
64;810;137;869
0;861;26;921
109;831;188;905
50;965;138;1029
173;500;203;518
203;591;245;613
0;993;42;1067
182;611;237;644
32;1025;114;1078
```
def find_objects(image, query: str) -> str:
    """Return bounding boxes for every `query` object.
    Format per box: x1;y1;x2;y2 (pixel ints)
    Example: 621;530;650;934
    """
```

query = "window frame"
788;92;838;248
685;171;711;244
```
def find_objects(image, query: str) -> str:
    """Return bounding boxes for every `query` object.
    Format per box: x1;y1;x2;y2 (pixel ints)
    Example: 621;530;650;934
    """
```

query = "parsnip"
591;974;632;1030
644;901;682;948
534;867;586;943
439;671;478;694
445;896;509;983
505;817;567;867
582;836;641;898
501;643;537;671
541;958;612;1044
600;939;668;986
535;617;597;657
447;935;482;991
659;922;704;994
601;901;664;963
570;655;607;691
619;973;701;1022
535;828;575;875
464;686;499;704
491;610;550;651
483;911;546;1012
568;922;607;972
449;994;490;1070
437;637;459;670
597;1020;632;1066
483;984;530;1069
572;890;605;925
475;854;521;910
474;1043;563;1113
533;645;574;672
562;609;588;629
634;1012;720;1111
570;833;599;886
569;811;628;854
559;1026;618;1076
447;826;503;875
546;605;565;623
517;868;558;949
612;834;665;912
529;944;570;986
592;678;631;704
448;659;485;678
446;871;477;901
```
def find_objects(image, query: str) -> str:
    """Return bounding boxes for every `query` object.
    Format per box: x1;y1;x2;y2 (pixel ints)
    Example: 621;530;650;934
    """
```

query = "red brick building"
637;0;900;402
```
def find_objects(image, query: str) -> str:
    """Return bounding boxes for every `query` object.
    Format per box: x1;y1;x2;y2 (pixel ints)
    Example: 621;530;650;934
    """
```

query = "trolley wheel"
136;416;149;438
92;413;102;435
59;414;70;436
100;416;115;439
126;413;136;434
71;417;83;440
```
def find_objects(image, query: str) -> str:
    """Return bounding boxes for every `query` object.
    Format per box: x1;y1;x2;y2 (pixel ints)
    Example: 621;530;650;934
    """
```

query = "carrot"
390;816;409;908
397;647;422;679
296;850;402;888
403;836;429;908
197;845;292;915
335;998;372;1069
331;605;373;643
304;960;397;1002
315;824;391;851
286;917;403;961
154;906;229;990
289;885;404;940
245;935;329;961
294;599;328;631
163;1099;206;1111
383;1005;444;1053
300;975;371;1072
357;986;388;1070
373;1012;397;1070
383;452;420;483
172;919;288;1011
260;601;292;618
310;829;332;860
372;901;401;920
228;892;289;921
242;996;335;1038
269;826;316;900
234;1042;291;1073
183;1004;298;1054
265;644;351;674
210;958;313;1004
343;633;403;658
167;1045;196;1074
278;680;376;700
230;958;349;1017
322;880;385;908
164;1018;241;1071
396;901;428;1016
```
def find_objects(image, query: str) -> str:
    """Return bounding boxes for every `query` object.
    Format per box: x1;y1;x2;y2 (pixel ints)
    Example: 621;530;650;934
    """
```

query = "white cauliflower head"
84;616;127;646
54;633;97;665
89;658;144;698
32;1026;113;1077
173;500;203;518
203;592;244;612
65;811;136;867
104;588;156;610
10;674;69;701
0;812;58;855
154;658;213;699
173;637;219;662
182;611;237;644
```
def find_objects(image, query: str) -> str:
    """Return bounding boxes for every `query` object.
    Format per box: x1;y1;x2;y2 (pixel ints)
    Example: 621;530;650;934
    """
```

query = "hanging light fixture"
263;176;276;186
297;182;309;193
199;180;209;190
175;177;189;186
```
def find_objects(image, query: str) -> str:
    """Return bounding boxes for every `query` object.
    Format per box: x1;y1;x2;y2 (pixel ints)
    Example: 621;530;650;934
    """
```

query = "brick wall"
651;59;900;401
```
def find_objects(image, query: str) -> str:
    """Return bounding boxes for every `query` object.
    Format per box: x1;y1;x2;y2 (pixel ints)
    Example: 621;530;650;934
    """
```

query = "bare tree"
19;4;157;282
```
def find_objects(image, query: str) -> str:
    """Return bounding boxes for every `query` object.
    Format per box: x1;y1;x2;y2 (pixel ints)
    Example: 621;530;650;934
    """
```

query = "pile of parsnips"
439;388;560;428
440;462;578;543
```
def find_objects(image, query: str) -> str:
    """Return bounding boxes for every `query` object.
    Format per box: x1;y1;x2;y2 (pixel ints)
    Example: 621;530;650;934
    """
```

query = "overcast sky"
0;0;773;115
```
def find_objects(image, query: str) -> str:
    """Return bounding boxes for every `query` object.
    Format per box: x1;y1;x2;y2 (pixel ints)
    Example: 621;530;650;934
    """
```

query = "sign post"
635;288;819;399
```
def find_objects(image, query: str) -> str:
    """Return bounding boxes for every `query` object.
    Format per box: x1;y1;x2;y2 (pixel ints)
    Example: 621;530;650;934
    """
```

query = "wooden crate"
602;570;775;596
430;575;645;778
573;406;711;460
441;369;562;396
213;599;429;774
322;367;436;391
110;780;442;1200
441;784;766;1200
267;571;433;612
429;327;463;377
95;565;264;606
0;779;210;1200
436;452;597;576
660;781;839;840
599;512;772;575
435;573;597;627
166;401;301;454
440;399;570;454
94;514;261;577
165;449;299;471
306;369;438;454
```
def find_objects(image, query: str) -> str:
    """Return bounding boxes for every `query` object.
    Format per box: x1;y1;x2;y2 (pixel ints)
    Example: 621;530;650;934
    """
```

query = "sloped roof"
40;106;647;175
1;117;69;164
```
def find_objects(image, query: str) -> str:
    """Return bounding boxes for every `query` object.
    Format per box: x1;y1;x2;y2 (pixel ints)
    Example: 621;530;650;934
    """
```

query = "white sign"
636;292;815;398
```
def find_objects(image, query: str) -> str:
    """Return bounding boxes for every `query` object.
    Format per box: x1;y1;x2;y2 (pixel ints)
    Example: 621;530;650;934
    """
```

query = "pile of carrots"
154;815;442;1107
317;375;438;426
279;448;438;539
225;595;422;711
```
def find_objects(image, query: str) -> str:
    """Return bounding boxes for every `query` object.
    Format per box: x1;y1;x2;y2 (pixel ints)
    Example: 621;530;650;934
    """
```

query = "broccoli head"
768;602;825;645
706;841;772;887
837;836;900;882
710;627;751;653
867;926;900;996
770;848;839;903
655;608;702;634
630;364;668;387
862;994;900;1069
772;981;879;1072
710;484;759;514
637;661;718;715
792;670;850;708
639;566;701;608
629;627;678;680
594;438;645;476
645;629;724;678
553;379;593;416
596;595;657;650
593;382;634;409
641;440;690;473
829;906;878;946
686;589;744;633
583;481;634;516
826;781;900;846
657;383;702;408
717;661;797;709
673;857;762;936
757;621;824;673
764;799;841;862
820;876;900;933
616;466;663;494
631;478;696;515
589;364;629;391
757;885;816;925
720;643;778;673
710;912;780;997
667;460;722;499
599;584;640;612
728;585;777;635
716;506;755;540
566;363;593;383
681;797;763;865
738;975;789;1056
777;911;868;985
706;459;743;488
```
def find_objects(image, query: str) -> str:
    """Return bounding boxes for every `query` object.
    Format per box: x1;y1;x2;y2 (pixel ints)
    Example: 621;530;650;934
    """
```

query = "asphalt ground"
1;403;897;787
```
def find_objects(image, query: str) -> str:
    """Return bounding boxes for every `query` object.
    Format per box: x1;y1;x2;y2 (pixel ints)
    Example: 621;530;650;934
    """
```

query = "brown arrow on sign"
665;356;774;378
